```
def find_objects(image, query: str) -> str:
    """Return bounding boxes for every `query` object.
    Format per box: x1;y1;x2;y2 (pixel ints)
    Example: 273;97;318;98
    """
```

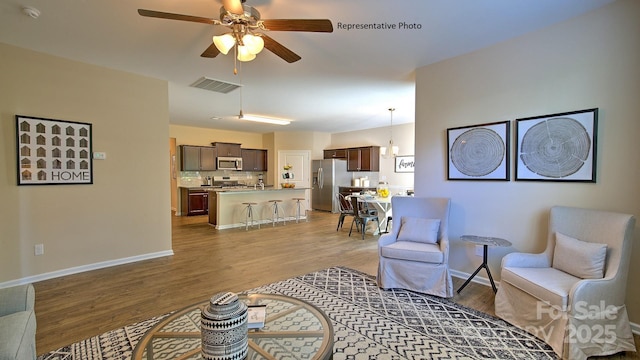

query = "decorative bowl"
281;183;295;188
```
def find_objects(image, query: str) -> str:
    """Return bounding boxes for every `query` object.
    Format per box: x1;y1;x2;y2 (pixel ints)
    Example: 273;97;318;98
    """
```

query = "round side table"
457;235;511;294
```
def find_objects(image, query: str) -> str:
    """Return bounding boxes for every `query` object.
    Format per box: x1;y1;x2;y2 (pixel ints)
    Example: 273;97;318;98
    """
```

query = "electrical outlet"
34;244;44;256
475;245;483;257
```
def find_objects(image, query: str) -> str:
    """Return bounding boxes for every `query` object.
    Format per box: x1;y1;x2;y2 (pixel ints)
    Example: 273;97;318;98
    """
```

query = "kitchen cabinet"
180;145;216;171
212;142;242;157
241;148;268;171
323;149;347;159
347;146;380;172
181;188;209;216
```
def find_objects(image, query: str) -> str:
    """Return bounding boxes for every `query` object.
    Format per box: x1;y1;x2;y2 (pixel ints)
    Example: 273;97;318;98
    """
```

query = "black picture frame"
515;108;598;182
394;155;415;173
447;121;510;181
16;115;93;185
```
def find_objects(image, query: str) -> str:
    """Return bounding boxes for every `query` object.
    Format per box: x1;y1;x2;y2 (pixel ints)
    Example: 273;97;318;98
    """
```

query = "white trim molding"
451;269;495;289
0;250;174;289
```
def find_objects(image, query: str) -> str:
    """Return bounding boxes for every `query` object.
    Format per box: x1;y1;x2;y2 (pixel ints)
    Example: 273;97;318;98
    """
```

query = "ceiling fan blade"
201;43;220;58
261;19;333;33
261;34;301;63
138;9;216;25
221;0;244;15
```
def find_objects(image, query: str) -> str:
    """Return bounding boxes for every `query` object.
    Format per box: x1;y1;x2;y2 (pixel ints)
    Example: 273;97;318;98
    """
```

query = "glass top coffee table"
132;293;334;360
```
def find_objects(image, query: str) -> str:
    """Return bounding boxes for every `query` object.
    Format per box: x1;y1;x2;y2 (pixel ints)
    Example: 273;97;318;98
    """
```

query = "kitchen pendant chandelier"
380;108;399;158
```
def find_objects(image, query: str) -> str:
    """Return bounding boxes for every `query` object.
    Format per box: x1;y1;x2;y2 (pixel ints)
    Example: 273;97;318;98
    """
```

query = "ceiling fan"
138;0;333;64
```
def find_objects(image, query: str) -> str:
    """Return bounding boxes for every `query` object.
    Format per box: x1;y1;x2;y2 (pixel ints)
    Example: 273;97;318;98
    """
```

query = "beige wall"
0;43;172;284
414;0;640;323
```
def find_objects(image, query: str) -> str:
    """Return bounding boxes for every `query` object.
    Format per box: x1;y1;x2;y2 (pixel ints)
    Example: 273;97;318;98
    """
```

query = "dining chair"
348;195;380;239
335;193;354;231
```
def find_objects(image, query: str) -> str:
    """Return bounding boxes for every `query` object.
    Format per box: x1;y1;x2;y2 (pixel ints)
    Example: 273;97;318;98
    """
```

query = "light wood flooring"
34;211;638;358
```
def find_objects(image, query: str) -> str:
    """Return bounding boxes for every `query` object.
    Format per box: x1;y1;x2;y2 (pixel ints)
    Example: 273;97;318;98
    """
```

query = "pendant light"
380;108;399;158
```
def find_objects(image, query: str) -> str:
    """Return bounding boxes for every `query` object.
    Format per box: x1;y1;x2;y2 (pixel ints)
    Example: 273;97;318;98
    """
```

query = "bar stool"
242;202;259;230
292;197;307;223
268;199;286;226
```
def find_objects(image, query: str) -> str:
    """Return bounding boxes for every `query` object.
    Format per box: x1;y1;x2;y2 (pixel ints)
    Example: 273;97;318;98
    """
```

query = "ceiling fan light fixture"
242;34;264;55
213;33;236;55
239;113;291;125
237;45;256;62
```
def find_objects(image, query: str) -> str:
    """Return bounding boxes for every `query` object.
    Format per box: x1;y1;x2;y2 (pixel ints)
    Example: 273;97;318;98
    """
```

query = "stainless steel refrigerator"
311;159;350;213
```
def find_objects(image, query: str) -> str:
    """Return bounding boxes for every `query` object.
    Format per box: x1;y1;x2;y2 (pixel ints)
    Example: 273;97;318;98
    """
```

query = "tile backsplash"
178;171;262;187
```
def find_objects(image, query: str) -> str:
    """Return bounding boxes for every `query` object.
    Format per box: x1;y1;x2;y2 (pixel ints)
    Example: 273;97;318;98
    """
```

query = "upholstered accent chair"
495;206;636;360
377;197;452;298
0;283;37;360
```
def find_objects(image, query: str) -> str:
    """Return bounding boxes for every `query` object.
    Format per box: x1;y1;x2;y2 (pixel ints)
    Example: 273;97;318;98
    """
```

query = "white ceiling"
0;0;614;134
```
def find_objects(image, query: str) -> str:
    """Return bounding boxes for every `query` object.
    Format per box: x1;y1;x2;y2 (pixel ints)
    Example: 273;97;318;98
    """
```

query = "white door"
277;150;310;189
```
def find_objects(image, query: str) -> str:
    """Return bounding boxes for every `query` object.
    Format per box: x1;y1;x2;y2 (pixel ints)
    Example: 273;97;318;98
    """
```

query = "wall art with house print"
515;108;597;182
16;115;93;185
447;121;510;181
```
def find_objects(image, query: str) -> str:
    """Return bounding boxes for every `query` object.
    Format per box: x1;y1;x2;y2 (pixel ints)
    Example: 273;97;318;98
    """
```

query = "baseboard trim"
451;269;496;289
0;250;174;289
450;270;640;335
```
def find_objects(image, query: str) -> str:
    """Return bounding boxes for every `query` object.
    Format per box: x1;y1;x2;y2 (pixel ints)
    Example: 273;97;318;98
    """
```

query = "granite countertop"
180;185;273;189
213;187;308;193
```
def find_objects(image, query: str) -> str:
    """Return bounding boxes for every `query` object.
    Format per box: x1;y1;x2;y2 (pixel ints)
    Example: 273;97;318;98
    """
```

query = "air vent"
190;77;241;94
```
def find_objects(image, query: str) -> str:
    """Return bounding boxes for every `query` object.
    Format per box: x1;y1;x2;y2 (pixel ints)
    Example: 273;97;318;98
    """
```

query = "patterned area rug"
38;266;556;359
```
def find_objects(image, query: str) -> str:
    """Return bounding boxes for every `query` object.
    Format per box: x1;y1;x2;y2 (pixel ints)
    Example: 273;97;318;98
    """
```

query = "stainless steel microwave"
217;157;242;171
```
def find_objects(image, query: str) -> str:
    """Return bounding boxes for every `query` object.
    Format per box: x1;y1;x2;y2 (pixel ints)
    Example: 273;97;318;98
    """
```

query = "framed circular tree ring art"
447;120;510;181
515;108;598;182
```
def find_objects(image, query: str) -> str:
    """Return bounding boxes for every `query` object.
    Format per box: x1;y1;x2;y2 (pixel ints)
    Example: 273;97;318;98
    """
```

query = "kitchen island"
208;187;309;229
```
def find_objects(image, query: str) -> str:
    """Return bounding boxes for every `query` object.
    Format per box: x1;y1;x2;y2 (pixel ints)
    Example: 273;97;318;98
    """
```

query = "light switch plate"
475;245;483;256
93;152;107;160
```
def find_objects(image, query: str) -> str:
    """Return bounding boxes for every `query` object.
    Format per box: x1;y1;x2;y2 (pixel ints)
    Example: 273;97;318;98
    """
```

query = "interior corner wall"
0;43;172;284
414;0;640;323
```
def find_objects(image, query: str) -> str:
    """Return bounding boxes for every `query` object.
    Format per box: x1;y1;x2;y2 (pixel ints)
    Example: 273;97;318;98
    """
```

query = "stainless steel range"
213;176;248;189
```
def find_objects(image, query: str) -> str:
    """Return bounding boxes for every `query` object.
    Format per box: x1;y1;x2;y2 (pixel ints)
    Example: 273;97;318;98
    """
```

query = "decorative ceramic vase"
201;292;248;360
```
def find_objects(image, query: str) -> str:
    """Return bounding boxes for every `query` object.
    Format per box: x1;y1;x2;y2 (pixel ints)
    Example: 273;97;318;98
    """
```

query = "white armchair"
495;206;636;360
0;284;36;359
377;197;452;298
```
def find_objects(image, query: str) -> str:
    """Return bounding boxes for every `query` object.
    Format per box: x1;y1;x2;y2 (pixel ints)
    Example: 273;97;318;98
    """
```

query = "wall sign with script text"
395;155;415;173
16;115;93;185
